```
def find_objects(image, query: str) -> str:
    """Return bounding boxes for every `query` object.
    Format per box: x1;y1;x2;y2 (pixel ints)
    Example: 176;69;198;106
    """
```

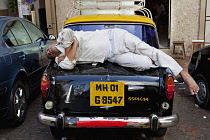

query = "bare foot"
179;70;199;95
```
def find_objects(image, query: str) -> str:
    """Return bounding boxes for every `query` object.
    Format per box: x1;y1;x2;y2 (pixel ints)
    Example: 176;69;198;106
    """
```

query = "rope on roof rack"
66;0;152;19
137;8;153;19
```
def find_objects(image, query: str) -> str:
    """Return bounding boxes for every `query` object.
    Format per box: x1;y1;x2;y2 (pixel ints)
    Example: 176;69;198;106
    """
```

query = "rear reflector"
166;77;175;100
41;75;50;98
41;84;48;91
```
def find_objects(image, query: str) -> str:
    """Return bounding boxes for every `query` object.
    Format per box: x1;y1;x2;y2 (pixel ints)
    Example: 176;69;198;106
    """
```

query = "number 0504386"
90;82;124;106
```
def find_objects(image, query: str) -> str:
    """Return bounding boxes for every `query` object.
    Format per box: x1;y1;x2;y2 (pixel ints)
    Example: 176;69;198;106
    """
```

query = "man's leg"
122;31;182;76
120;30;199;95
112;52;155;71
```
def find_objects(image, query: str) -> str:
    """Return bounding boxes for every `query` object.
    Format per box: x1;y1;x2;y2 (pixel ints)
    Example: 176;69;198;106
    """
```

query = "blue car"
0;16;55;126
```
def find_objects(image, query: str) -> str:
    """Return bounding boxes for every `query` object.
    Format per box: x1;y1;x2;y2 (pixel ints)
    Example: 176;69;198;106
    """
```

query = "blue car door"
3;20;42;89
22;20;52;68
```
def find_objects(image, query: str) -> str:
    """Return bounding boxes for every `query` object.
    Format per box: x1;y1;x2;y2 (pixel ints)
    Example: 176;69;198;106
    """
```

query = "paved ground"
1;57;210;140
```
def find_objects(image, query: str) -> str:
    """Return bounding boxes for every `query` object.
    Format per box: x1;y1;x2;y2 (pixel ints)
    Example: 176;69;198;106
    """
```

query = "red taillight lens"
166;76;175;100
41;75;50;98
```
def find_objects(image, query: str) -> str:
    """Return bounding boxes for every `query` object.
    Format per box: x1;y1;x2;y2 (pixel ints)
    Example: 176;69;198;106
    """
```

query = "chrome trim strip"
117;80;159;86
65;85;73;103
128;85;144;91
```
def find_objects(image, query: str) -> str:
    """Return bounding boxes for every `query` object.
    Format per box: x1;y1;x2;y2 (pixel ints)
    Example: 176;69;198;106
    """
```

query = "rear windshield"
65;24;159;48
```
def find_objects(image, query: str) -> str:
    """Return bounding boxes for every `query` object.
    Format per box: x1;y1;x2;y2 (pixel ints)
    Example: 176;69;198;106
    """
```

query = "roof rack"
66;0;153;19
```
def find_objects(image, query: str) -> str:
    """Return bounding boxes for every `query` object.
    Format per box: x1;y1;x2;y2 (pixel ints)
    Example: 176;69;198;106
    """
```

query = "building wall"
0;0;8;10
205;0;210;45
55;0;75;33
171;0;200;56
0;0;9;16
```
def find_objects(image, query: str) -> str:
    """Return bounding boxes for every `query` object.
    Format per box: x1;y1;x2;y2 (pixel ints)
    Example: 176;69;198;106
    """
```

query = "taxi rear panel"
51;62;165;117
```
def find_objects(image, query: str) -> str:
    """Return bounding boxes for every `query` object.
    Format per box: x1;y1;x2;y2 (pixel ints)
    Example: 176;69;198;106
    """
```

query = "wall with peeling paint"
55;0;75;32
170;0;200;56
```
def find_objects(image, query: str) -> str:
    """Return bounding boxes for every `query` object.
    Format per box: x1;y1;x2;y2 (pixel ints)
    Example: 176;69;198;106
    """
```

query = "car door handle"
3;53;12;64
19;54;25;60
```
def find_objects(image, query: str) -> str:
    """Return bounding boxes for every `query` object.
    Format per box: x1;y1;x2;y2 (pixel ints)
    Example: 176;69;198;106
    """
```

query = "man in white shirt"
46;28;199;95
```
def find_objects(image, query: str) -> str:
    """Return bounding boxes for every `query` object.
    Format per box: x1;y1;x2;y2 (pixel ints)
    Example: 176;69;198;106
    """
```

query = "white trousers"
106;29;183;76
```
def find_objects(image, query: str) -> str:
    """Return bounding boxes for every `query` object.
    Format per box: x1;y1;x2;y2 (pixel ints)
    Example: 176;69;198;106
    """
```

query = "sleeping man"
46;28;199;95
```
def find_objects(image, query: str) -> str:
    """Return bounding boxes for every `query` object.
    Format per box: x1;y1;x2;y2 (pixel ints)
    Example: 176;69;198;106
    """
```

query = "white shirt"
74;30;109;63
55;29;110;70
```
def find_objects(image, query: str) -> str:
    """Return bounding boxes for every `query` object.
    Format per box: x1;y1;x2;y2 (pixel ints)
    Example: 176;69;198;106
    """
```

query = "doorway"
135;0;170;49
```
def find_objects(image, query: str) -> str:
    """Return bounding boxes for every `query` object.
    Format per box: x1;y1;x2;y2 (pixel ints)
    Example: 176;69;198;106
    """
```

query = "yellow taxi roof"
64;14;155;26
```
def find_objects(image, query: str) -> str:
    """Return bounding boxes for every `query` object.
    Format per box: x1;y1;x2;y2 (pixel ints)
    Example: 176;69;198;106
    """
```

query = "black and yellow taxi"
37;14;178;138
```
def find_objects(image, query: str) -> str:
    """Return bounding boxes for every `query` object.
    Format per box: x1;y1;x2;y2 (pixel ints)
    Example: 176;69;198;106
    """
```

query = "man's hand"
180;70;199;95
57;55;66;64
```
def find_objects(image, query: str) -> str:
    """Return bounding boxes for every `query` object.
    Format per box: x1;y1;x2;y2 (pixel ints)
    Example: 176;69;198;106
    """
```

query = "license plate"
90;82;124;106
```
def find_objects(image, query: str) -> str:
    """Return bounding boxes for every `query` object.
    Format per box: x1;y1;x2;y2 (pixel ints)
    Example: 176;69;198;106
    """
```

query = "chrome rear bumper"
38;112;179;131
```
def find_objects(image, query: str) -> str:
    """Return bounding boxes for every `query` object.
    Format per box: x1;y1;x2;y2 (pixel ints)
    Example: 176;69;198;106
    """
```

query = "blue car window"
7;20;32;46
23;20;46;42
3;26;18;47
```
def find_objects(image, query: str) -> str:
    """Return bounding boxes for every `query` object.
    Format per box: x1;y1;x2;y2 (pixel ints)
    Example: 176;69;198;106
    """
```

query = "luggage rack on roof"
66;0;153;19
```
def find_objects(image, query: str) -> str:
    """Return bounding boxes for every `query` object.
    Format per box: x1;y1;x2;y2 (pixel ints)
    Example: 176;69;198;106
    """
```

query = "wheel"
194;74;210;109
50;127;62;139
8;80;27;126
149;128;167;137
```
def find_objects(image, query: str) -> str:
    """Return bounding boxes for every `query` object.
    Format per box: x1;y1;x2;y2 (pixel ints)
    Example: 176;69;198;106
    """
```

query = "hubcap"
14;87;26;118
196;81;207;103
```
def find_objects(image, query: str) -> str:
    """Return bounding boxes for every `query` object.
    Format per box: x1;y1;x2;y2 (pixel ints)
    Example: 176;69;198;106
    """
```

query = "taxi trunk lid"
53;62;166;117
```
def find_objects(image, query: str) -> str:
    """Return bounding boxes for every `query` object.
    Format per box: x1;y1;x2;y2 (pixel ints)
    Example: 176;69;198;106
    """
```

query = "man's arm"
57;39;79;63
56;39;79;70
66;39;79;61
179;70;199;95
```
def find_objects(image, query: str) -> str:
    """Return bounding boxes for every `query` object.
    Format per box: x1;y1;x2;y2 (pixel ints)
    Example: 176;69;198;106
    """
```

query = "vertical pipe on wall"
31;10;36;25
17;0;23;18
198;0;206;40
168;0;171;41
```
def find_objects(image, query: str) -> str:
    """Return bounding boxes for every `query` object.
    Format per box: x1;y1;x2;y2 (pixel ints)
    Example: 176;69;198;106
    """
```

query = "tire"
194;74;210;109
50;127;62;139
150;128;167;137
8;80;27;126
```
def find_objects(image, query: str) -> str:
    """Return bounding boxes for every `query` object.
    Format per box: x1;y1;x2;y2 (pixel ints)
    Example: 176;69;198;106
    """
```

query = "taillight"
165;76;175;100
41;75;50;98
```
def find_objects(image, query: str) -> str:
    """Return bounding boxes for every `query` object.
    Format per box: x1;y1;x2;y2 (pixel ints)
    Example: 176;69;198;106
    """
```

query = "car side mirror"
48;34;56;40
36;37;47;46
36;37;45;43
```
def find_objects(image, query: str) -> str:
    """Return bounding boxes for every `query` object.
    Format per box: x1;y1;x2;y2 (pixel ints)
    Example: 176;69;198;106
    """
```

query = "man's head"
46;28;75;59
45;43;60;59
